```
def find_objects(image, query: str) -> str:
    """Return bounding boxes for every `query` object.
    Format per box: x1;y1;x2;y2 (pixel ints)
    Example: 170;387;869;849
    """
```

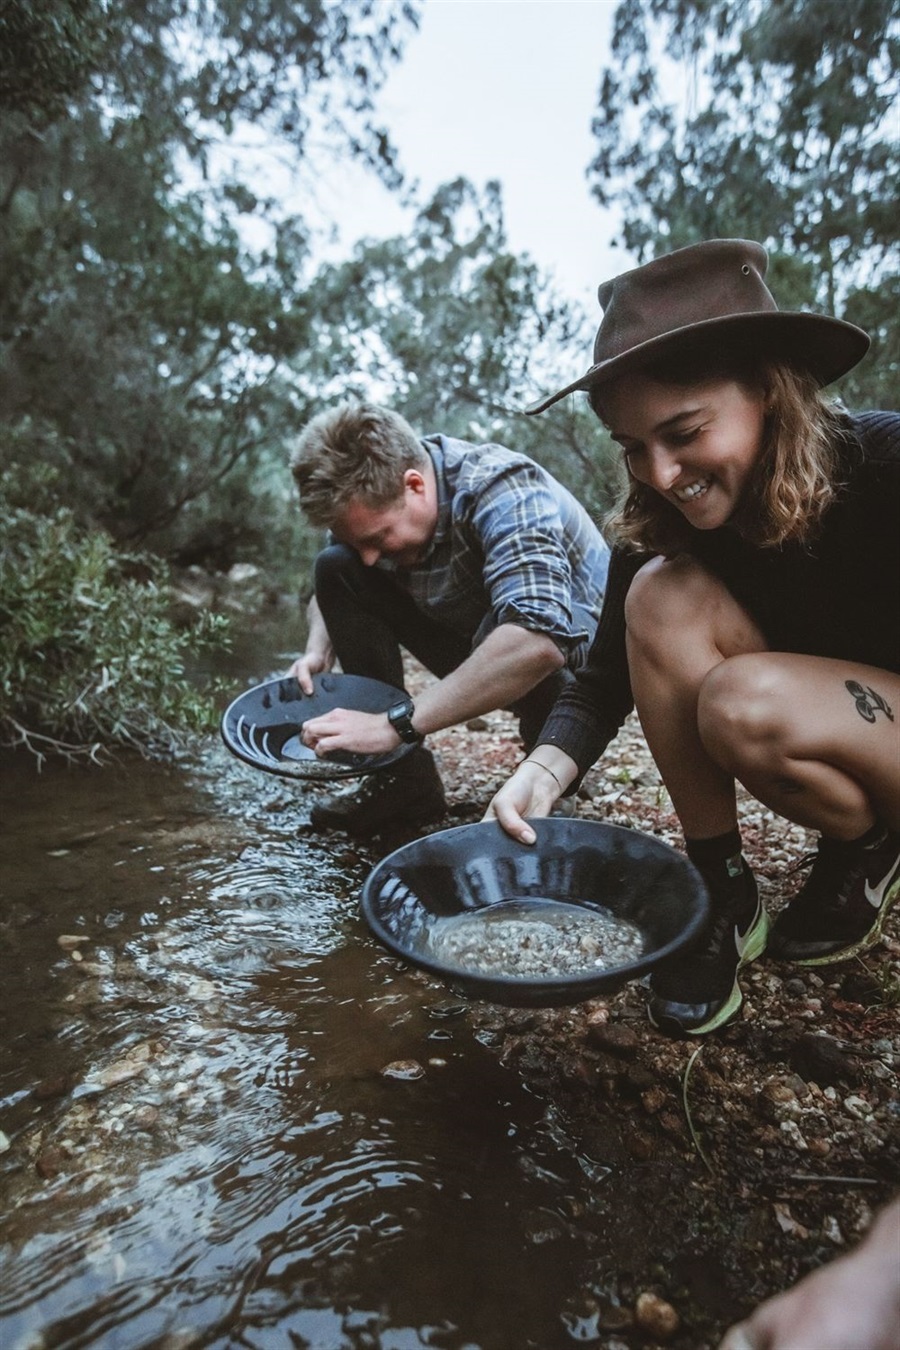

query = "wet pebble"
381;1060;425;1081
634;1291;680;1340
0;1130;10;1153
35;1146;69;1179
842;1094;872;1120
32;1076;72;1101
779;1119;808;1150
427;1003;468;1020
132;1106;160;1130
641;1086;668;1115
77;961;114;977
183;977;217;1002
758;1080;801;1121
586;1022;639;1058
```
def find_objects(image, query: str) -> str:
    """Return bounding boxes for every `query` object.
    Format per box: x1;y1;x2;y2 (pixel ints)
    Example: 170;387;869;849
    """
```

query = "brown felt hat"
527;239;870;415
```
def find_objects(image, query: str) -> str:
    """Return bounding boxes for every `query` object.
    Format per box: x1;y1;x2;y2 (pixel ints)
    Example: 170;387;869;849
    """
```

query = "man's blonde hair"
290;402;427;528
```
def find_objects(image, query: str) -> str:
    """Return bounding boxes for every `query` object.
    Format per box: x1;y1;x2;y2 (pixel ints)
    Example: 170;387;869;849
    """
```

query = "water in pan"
424;899;644;978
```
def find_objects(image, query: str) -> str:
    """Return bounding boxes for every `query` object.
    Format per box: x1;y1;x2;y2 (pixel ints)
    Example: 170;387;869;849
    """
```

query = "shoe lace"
788;851;818;877
787;840;863;913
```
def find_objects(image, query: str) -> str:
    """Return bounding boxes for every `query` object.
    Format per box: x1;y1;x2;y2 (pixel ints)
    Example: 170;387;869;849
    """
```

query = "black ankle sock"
685;827;744;873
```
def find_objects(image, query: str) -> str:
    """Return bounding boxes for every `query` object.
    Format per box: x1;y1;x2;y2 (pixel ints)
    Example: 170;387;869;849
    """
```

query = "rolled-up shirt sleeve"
465;463;590;654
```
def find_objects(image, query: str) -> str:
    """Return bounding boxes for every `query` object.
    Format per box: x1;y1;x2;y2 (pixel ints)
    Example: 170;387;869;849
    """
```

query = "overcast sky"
307;0;629;316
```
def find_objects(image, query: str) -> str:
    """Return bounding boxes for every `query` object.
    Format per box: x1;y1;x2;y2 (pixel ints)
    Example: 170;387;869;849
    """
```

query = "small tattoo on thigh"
845;679;895;724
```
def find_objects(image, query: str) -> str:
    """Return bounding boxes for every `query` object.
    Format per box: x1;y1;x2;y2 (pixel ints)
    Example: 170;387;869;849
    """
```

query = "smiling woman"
600;375;768;533
488;237;900;1041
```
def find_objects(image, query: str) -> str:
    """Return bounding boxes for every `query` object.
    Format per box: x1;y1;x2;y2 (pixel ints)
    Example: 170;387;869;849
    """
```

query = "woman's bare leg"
698;653;900;835
624;556;768;838
625;558;771;1034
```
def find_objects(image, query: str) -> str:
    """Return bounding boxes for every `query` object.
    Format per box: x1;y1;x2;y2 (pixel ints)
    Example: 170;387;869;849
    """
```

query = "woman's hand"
484;760;565;845
718;1197;900;1350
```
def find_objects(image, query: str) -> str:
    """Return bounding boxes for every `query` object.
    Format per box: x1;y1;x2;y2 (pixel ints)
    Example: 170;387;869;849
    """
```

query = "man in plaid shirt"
289;402;610;835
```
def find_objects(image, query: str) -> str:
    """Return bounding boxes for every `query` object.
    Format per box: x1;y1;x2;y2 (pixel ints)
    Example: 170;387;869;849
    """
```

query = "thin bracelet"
523;757;564;793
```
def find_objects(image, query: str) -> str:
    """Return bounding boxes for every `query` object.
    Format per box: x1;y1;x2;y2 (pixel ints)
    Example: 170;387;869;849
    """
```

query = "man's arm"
300;622;563;757
288;596;335;695
413;621;563;730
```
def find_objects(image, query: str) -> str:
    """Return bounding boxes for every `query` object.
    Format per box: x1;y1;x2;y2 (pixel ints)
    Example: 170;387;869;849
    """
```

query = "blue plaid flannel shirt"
376;435;610;665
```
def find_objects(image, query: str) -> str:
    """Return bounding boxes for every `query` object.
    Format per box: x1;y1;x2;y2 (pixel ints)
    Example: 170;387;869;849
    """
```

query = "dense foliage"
0;454;228;763
0;0;422;563
0;0;424;758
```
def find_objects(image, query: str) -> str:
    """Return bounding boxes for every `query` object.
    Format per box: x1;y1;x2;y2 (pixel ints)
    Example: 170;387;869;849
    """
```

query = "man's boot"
309;746;446;836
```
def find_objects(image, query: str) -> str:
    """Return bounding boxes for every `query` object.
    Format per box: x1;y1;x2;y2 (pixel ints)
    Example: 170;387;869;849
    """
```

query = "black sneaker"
767;828;900;965
648;854;768;1037
309;746;446;836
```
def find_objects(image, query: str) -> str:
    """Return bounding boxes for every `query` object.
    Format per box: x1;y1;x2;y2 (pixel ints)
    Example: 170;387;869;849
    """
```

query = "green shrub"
0;461;229;764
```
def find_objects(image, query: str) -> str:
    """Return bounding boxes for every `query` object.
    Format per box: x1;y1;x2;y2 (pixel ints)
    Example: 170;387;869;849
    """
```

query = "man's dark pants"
314;545;581;751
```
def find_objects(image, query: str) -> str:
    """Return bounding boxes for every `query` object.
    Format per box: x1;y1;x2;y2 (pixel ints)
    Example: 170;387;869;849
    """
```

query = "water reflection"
0;732;689;1350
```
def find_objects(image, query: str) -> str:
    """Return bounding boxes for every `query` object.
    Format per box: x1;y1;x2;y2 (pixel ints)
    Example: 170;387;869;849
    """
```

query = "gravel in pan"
424;899;644;979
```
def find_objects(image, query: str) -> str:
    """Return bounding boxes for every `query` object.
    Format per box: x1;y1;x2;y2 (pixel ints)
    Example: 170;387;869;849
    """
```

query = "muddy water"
0;629;707;1350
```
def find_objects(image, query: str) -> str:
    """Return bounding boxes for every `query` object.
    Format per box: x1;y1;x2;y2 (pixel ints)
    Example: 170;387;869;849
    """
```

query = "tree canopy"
0;0;424;563
588;0;899;405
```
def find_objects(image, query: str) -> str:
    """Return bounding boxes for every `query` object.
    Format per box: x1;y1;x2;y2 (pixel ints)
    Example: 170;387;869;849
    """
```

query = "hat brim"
525;311;870;415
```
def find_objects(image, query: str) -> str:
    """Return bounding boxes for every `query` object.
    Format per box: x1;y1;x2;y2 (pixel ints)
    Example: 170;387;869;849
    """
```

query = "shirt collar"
419;436;453;557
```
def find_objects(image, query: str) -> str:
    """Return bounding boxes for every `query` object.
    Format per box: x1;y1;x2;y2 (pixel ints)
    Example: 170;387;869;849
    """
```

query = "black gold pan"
220;673;417;780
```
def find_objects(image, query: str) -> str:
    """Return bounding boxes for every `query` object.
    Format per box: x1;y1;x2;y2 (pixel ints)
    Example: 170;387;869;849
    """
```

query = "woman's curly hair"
591;350;852;556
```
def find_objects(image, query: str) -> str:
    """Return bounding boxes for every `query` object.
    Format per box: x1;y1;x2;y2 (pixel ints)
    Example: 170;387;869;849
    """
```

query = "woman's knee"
626;558;766;674
625;556;710;639
698;654;787;769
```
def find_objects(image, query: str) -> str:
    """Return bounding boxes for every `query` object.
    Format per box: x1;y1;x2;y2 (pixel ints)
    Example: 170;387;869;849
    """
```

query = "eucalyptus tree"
0;0;424;757
0;0;421;560
588;0;898;405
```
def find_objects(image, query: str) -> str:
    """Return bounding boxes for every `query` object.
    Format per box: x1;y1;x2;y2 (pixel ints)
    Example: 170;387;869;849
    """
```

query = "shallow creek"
1;632;712;1349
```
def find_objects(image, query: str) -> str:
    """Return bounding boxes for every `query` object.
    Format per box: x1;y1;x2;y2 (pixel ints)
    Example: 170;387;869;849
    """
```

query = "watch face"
388;699;418;742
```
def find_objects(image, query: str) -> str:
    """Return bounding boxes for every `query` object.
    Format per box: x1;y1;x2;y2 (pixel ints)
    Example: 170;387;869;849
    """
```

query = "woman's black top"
539;410;900;784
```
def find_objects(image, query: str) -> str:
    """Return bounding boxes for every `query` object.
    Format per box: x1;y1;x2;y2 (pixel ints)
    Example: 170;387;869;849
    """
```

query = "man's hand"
288;649;332;695
290;596;335;694
301;708;400;757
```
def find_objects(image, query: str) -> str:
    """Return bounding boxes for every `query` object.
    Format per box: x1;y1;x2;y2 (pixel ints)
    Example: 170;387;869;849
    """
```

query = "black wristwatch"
387;697;422;745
